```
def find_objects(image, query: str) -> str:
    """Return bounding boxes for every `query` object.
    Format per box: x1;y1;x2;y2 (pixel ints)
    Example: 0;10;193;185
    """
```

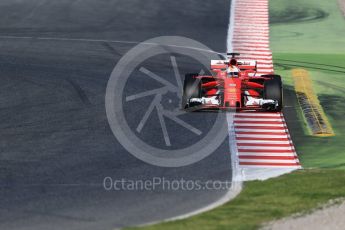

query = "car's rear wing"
237;60;257;71
211;60;257;71
211;60;227;70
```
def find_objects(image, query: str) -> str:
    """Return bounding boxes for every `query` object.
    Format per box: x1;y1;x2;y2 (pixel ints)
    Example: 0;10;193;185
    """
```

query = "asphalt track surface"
0;1;232;229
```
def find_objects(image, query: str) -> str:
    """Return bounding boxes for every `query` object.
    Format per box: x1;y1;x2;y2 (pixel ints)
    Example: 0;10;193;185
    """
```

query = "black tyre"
182;73;201;108
263;77;283;111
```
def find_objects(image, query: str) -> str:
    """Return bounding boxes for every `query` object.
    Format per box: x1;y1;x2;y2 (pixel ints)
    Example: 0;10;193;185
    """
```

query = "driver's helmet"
229;58;237;66
227;59;239;77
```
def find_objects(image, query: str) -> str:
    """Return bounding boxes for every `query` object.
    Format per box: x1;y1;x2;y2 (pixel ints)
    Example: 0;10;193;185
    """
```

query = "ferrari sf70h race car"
182;53;283;112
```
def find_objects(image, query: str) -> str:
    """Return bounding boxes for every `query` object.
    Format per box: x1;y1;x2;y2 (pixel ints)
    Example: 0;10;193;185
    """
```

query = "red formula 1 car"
182;53;283;112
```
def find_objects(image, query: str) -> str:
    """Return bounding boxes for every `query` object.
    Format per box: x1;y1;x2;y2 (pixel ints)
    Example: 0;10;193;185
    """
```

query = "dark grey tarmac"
0;1;232;229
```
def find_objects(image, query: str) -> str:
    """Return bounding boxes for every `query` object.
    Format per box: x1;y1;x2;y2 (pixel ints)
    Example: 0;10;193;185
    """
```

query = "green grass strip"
130;169;345;230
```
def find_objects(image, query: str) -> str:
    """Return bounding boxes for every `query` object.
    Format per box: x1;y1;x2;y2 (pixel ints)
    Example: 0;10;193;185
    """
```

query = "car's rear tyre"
264;77;283;111
182;73;201;108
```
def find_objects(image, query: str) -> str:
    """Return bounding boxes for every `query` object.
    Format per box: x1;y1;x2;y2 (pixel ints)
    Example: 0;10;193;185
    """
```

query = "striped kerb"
231;0;301;169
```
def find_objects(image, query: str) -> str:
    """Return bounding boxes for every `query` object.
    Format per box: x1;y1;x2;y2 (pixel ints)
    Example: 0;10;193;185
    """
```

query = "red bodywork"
195;59;273;111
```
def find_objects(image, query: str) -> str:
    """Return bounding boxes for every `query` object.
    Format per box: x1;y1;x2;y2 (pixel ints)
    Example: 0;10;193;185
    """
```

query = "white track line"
235;113;281;117
235;123;285;127
237;140;292;144
170;0;245;221
234;43;270;47
239;159;298;164
235;19;269;22
234;118;283;122
238;146;294;150
234;51;272;55
139;0;243;225
235;129;287;133
0;35;221;55
227;0;236;53
233;40;270;44
238;153;296;157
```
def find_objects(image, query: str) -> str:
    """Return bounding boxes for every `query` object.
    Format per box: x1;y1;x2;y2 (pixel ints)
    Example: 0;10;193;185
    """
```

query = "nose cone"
223;78;242;108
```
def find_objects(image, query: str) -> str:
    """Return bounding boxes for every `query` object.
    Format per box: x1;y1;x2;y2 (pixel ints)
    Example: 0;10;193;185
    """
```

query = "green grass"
270;0;345;54
132;1;345;229
274;53;345;169
129;169;345;230
270;0;345;169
